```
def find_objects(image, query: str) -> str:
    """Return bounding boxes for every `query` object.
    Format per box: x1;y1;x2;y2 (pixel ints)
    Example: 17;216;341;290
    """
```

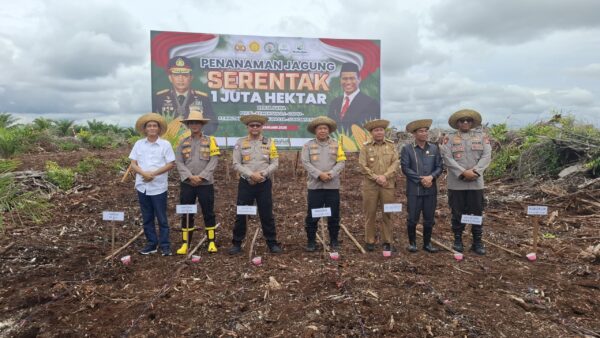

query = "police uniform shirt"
441;130;492;190
358;139;399;189
301;138;345;190
175;135;218;185
232;136;278;179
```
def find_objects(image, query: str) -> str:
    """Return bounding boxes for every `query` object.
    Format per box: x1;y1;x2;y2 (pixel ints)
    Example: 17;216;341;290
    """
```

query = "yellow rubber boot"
206;227;217;253
176;230;189;255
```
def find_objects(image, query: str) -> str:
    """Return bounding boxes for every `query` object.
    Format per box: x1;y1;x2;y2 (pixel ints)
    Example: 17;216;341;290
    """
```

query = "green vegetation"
45;161;75;190
486;114;600;180
0;159;51;232
76;156;103;174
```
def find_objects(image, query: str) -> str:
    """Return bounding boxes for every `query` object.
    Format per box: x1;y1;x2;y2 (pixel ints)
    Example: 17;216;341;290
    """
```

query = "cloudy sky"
1;0;599;129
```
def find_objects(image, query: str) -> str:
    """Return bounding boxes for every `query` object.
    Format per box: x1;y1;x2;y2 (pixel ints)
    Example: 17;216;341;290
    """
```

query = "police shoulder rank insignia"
156;89;169;95
194;90;208;97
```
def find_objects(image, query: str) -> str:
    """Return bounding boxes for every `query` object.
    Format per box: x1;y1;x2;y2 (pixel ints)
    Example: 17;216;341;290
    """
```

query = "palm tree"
53;119;75;136
0;113;18;129
32;117;55;131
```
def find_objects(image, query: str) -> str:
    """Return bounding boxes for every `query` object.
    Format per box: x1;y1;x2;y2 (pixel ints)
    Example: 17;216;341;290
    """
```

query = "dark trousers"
406;194;437;238
180;183;216;230
305;189;340;242
137;190;170;250
232;179;277;245
448;189;484;234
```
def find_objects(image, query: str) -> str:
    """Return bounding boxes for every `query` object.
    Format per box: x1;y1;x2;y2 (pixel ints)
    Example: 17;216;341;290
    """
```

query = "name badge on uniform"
243;155;251;161
369;157;375;162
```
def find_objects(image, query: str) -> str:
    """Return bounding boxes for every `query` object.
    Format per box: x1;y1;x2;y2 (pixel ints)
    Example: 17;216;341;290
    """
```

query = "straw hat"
448;109;482;129
135;113;167;136
240;114;268;125
307;116;337;134
406;119;432;133
181;110;210;124
364;119;390;132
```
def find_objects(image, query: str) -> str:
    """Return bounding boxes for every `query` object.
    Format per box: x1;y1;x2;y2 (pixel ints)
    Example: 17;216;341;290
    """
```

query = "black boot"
329;239;340;251
452;232;464;253
228;241;242;255
423;227;439;253
471;226;486;255
306;239;316;252
407;226;417;252
328;226;340;251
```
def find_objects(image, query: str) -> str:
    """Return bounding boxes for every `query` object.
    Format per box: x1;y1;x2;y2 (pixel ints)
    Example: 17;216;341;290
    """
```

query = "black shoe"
470;243;486;255
366;243;375;252
453;234;464;253
423;243;439;253
161;248;173;256
228;245;242;255
268;244;282;254
139;245;157;255
306;240;316;252
330;240;340;251
407;242;418;253
382;243;391;251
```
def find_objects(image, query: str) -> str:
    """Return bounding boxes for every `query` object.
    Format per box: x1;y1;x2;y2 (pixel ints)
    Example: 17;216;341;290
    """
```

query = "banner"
151;31;380;151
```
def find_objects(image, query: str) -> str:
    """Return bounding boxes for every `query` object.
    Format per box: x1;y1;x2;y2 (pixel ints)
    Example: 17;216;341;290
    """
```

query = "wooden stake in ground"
320;217;328;256
111;221;116;253
340;224;366;254
532;217;540;252
104;229;144;261
249;224;260;261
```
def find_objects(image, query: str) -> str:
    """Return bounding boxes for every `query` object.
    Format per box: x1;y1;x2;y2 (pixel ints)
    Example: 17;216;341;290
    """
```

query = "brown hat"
307;116;337;134
240;114;268;125
406;119;432;133
364;119;390;132
448;109;482;129
182;110;210;124
135;113;167;136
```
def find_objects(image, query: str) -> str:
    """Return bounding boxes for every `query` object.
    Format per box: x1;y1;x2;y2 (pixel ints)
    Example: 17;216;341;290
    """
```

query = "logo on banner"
278;43;290;54
249;41;260;52
294;42;307;54
234;41;246;52
264;42;276;53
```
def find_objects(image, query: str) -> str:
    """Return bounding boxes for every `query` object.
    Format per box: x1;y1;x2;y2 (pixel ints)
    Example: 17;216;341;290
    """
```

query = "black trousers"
232;179;277;245
305;189;340;241
406;194;437;231
448;189;484;233
180;183;216;229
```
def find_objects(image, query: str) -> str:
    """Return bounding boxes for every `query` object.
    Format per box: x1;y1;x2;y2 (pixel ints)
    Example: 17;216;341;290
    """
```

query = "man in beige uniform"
229;115;281;254
174;110;220;254
359;119;400;252
301;116;346;251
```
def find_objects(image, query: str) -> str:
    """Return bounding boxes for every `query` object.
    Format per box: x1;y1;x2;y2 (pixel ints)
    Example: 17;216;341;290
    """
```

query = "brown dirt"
1;147;599;337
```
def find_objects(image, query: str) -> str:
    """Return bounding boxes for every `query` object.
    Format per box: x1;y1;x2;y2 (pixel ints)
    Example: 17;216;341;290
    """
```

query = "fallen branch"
187;223;221;258
482;238;523;258
121;165;132;183
340;224;366;254
103;229;144;261
316;233;330;252
416;230;460;255
0;242;15;255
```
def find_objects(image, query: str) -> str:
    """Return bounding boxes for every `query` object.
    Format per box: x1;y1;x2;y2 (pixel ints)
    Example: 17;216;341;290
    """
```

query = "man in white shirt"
129;113;176;256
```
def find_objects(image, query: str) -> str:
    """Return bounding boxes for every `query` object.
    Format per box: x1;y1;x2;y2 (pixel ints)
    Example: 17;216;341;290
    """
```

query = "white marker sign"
461;214;483;225
176;204;198;214
237;205;258;215
311;207;332;218
384;203;403;213
102;211;124;222
527;206;548;216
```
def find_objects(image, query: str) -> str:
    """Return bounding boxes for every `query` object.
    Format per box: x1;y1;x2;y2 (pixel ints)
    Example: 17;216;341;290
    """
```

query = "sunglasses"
458;118;473;123
248;123;263;128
